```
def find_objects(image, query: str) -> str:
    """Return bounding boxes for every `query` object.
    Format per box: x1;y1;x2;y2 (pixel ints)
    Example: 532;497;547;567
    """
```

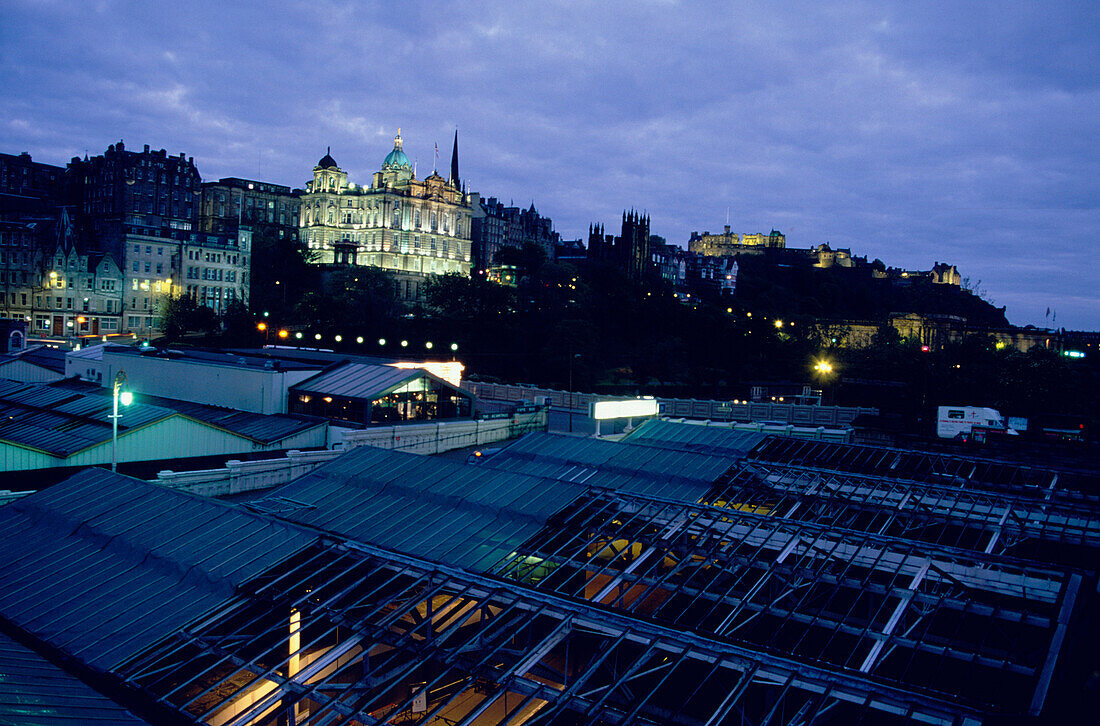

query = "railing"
155;408;549;497
463;381;877;427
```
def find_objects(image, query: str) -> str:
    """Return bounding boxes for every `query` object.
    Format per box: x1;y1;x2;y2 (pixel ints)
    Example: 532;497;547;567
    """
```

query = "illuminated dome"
382;129;411;170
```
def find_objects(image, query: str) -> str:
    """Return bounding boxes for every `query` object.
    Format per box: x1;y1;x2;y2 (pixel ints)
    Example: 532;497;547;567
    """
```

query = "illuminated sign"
591;398;659;420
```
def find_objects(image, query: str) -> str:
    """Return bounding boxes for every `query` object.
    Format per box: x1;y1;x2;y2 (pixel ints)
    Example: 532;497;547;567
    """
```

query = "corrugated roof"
253;445;585;571
0;381;176;457
480;431;736;500
291;361;458;401
0;346;66;373
622;418;766;458
0;632;149;725
49;379;324;445
0;469;315;671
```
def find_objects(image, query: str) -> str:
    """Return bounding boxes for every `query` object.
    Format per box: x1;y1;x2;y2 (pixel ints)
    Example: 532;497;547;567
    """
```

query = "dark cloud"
2;0;1097;327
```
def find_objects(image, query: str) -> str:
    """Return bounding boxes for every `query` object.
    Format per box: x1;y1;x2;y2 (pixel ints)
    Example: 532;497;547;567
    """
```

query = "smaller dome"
382;130;411;170
316;147;338;169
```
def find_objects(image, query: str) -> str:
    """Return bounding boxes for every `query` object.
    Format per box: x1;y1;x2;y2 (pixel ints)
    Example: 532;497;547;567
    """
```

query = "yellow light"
774;320;783;328
814;359;834;375
77;316;86;323
278;329;289;339
378;338;386;345
425;341;433;349
257;322;267;332
323;396;333;403
334;335;343;342
315;333;322;340
356;336;364;344
401;340;408;347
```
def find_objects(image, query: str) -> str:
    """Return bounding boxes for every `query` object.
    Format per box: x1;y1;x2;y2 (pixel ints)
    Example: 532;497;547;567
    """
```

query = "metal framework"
749;438;1099;503
701;462;1100;566
491;489;1081;721
120;539;984;726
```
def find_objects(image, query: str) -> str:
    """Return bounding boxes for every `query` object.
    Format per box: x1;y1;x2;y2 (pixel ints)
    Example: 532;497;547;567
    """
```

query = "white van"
936;406;1011;439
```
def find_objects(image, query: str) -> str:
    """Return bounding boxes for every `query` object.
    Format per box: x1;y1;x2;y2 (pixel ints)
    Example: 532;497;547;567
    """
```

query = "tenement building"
200;177;301;241
299;130;473;300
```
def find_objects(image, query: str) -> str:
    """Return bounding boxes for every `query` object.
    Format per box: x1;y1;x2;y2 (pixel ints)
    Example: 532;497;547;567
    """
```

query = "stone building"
0;151;65;217
588;210;652;280
0;210;123;337
200;177;301;241
688;225;785;256
299;130;473;301
471;197;561;272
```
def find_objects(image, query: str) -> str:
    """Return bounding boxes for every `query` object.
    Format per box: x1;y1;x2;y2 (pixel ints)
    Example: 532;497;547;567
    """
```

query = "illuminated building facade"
300;131;473;301
0;210;124;336
688;224;786;256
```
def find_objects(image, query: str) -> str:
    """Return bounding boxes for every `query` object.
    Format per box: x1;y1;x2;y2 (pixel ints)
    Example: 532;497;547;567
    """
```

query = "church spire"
449;130;460;189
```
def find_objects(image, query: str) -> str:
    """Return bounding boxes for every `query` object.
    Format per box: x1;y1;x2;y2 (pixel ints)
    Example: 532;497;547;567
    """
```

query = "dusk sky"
2;1;1097;329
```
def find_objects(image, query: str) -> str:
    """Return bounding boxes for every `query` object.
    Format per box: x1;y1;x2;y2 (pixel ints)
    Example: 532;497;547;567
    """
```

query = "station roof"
0;632;149;725
0;380;175;457
102;345;323;372
621;418;766;458
0;468;313;671
49;378;324;445
250;444;582;571
0;420;1095;724
291;361;469;402
0;345;66;373
479;431;735;500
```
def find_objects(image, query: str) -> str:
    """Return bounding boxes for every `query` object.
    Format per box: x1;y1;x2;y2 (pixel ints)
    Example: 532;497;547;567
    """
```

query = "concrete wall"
100;350;321;414
155;409;549;497
0;359;64;384
465;381;876;427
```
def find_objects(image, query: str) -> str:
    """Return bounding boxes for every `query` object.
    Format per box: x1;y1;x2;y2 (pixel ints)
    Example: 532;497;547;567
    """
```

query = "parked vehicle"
936;406;1015;440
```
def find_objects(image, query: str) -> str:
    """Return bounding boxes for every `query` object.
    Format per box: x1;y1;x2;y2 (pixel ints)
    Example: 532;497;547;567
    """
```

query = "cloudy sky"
2;0;1098;328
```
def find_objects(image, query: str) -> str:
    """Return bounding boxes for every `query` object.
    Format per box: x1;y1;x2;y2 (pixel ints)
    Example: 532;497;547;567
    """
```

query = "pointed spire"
449;129;460;189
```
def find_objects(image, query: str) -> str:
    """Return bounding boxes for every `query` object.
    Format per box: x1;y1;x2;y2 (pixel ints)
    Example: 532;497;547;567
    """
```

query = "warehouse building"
0;379;326;475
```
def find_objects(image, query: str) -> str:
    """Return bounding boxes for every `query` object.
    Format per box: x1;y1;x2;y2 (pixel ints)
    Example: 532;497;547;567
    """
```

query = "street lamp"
813;358;835;405
110;371;132;472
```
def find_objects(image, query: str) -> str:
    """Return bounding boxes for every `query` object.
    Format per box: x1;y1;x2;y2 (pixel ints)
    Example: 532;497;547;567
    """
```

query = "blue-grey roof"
0;380;176;457
49;379;324;445
253;445;585;571
480;431;735;500
0;346;66;373
0;469;314;671
0;632;149;725
292;361;469;402
622;418;766;458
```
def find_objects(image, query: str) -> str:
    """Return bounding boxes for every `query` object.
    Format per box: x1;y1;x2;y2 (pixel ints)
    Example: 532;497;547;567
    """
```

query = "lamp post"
813;358;835;406
110;370;132;472
568;353;581;433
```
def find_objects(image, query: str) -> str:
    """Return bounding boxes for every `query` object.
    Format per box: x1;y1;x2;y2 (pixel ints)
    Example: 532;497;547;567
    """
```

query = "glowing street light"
425;341;433;350
110;370;132;472
334;335;343;343
814;359;834;375
378;338;386;346
400;340;408;347
450;343;458;351
278;329;289;339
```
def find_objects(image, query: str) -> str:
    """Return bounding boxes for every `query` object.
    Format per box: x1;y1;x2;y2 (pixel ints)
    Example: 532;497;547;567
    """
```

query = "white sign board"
591;398;659;421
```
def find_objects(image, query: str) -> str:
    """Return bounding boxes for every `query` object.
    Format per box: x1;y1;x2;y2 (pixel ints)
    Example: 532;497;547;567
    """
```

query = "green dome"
382;130;411;170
